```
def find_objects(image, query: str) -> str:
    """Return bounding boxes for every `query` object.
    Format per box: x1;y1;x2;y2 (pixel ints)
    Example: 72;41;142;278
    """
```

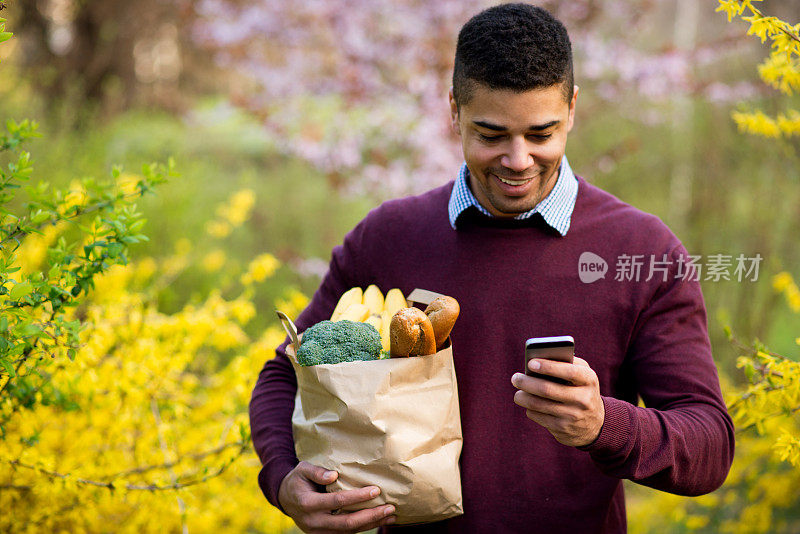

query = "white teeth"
498;176;531;186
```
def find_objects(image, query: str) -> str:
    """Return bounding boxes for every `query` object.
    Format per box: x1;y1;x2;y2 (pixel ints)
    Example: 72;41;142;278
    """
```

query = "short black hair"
452;3;574;109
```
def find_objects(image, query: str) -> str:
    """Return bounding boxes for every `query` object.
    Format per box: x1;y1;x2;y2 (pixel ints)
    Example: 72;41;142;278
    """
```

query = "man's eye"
478;133;502;142
528;134;552;140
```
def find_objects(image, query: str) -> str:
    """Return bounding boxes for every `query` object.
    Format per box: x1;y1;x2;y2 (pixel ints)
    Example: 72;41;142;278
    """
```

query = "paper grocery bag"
278;295;464;525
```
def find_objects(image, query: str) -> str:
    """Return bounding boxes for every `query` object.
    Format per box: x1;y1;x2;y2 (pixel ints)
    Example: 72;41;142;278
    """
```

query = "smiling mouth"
496;176;533;186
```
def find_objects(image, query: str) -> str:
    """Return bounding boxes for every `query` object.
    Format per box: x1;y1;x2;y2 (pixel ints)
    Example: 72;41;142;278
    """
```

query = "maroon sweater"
250;177;734;533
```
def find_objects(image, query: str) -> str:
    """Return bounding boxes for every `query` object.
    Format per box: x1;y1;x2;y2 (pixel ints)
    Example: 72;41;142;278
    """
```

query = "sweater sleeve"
576;244;735;496
249;216;370;511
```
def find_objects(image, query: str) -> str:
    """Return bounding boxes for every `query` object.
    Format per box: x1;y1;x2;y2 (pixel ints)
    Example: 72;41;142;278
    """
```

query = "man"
250;4;734;533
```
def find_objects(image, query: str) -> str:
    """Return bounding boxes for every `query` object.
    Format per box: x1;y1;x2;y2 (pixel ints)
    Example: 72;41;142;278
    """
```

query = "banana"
384;288;408;318
365;314;382;335
338;302;370;322
331;287;363;321
363;284;385;315
379;310;391;352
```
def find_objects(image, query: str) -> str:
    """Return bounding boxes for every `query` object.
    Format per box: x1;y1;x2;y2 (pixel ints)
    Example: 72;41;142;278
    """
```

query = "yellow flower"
225;189;256;227
789;293;800;313
772;272;800;312
242;253;280;285
202;249;227;272
247;326;290;362
213;188;256;230
685;515;709;530
777;111;800;137
773;272;793;292
61;180;88;214
230;298;256;325
210;323;249;350
715;0;743;23
161;255;188;278
175;237;192;255
15;221;66;276
117;172;141;197
133;257;158;284
275;288;310;318
205;220;232;239
733;110;782;138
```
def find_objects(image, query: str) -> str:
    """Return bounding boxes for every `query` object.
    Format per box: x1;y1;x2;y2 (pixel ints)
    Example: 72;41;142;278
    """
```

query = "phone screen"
525;336;575;385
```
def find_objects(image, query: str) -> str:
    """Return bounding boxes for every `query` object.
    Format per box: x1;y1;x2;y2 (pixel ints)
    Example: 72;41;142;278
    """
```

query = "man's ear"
448;87;461;135
567;85;579;133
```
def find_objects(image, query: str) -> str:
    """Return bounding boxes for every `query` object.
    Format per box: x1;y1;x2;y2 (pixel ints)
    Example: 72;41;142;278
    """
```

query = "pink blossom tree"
192;0;760;198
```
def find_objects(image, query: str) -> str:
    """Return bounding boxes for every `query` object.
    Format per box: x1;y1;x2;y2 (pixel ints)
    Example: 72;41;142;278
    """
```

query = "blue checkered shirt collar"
447;155;579;236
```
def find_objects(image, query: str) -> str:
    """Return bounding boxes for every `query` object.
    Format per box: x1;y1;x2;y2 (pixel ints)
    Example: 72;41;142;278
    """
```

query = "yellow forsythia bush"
0;224;303;532
627;373;800;533
626;4;800;531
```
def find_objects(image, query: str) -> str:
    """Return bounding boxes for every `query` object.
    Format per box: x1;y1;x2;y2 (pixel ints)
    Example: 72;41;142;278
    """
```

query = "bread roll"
424;296;460;349
390;307;437;357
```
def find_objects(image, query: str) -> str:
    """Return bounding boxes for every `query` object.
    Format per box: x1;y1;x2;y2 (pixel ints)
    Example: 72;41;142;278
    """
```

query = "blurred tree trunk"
16;0;138;114
10;0;211;121
667;0;698;239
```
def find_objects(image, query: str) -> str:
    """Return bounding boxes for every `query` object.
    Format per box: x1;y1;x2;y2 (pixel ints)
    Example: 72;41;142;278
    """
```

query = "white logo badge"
578;252;608;284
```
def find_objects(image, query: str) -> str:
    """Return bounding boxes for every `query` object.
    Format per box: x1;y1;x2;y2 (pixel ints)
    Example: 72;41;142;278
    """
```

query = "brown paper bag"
278;290;464;525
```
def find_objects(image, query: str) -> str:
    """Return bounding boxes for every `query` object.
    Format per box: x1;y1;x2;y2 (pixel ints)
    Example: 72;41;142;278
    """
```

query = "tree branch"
735;404;800;435
103;440;246;480
3;441;248;492
744;2;800;45
0;187;144;249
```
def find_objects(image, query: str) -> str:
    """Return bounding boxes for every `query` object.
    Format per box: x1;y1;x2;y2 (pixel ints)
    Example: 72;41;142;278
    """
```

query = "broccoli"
296;320;382;366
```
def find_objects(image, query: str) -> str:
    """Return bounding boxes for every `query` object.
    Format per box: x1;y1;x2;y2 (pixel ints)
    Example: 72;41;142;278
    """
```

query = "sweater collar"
448;154;578;236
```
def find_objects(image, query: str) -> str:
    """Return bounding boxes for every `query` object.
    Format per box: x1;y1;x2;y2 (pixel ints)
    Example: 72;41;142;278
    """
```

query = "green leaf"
9;281;33;300
744;362;756;382
17;323;41;338
0;358;15;378
31;210;50;224
107;242;124;258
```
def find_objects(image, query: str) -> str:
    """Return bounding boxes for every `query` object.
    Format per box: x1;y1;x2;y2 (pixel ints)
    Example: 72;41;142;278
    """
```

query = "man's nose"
500;137;533;172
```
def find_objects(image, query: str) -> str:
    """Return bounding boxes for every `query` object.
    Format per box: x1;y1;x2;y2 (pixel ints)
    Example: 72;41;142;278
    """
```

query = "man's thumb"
298;461;337;484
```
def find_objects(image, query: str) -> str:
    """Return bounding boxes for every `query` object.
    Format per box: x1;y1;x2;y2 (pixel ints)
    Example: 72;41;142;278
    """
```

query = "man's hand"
511;356;605;447
278;461;397;533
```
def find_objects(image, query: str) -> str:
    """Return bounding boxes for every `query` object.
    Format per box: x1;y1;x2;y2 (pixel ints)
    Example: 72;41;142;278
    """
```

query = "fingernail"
511;373;521;385
370;487;380;498
384;505;395;516
324;470;336;480
528;360;541;370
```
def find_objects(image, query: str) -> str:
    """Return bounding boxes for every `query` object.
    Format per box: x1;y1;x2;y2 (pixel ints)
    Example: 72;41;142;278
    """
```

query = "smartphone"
525;336;575;385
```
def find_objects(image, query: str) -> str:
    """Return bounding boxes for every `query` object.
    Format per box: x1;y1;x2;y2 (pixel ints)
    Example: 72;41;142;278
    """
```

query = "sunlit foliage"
627;4;800;532
0;26;297;525
717;0;800;138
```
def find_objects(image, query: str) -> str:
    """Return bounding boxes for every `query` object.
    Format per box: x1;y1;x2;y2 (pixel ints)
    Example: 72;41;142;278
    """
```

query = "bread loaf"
389;307;437;357
424;296;460;350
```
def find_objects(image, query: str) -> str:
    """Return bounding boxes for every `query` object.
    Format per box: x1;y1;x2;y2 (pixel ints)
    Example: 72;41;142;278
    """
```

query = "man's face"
449;83;578;218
